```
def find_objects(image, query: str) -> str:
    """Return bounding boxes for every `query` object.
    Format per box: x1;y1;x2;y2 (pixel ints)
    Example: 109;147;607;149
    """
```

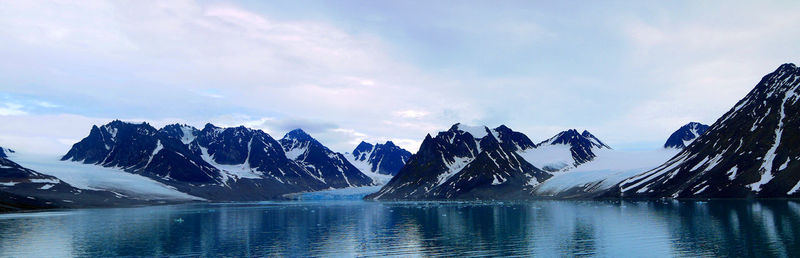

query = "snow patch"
727;166;739;180
180;126;196;144
198;146;261;180
284;145;308;160
29;178;61;184
751;87;796;192
437;156;473;186
456;124;489;139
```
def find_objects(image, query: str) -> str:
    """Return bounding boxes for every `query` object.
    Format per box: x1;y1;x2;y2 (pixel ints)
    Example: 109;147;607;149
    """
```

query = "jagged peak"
283;128;314;141
355;141;373;149
540;128;610;149
777;62;798;72
353;141;375;157
494;124;512;132
581;130;611;149
382;141;398;147
103;120;149;128
664;122;709;149
160;123;198;131
449;123;490;139
202;123;219;130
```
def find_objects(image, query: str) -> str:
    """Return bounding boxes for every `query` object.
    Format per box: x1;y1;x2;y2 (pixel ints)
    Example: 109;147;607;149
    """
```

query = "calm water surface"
1;199;799;257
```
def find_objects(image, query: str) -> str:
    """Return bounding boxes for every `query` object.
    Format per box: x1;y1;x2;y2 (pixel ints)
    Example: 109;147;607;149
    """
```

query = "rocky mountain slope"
280;129;373;188
619;63;800;198
366;124;551;200
346;141;412;180
517;129;611;172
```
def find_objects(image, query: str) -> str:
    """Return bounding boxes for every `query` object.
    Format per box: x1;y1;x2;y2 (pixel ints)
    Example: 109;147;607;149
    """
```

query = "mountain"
279;129;373;188
365;124;551;200
618;63;800;198
517;129;611;172
63;121;223;184
346;141;412;177
0;149;149;211
664;122;710;149
61;121;370;201
0;147;13;158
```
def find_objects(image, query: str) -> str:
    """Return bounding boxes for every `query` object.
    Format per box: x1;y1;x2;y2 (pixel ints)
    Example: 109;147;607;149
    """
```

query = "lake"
1;198;799;257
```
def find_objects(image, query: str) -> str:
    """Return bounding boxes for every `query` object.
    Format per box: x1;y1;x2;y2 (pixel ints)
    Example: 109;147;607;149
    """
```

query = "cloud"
0;103;26;116
394;110;429;119
33;101;60;108
1;1;799;152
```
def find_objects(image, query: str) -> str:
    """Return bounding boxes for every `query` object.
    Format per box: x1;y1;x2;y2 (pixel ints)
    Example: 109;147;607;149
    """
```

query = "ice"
344;154;394;185
516;144;574;172
9;153;202;201
536;149;679;196
294;186;383;200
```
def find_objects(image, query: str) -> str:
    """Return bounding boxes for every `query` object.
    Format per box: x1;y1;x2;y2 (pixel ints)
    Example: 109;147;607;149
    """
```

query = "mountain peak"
581;130;611;149
777;63;797;72
534;128;610;167
450;123;489;139
283;128;314;141
203;123;218;130
664;122;710;149
541;129;582;145
0;146;14;158
355;141;373;149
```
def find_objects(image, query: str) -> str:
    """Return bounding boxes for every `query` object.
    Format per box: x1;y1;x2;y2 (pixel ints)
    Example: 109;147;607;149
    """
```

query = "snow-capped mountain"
279;129;373;188
664;122;709;149
366;124;551;200
346;141;412;179
517;129;611;172
60;121;372;201
619;63;800;198
63;121;223;184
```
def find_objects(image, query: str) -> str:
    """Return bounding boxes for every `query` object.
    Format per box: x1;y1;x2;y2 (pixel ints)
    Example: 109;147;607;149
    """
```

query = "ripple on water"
0;200;799;256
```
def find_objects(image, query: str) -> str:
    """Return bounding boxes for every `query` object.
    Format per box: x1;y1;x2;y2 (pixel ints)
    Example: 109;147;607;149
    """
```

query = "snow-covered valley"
534;149;680;197
9;153;201;201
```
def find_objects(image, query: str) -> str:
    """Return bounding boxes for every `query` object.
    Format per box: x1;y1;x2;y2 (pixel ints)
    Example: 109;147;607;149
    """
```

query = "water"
1;200;799;257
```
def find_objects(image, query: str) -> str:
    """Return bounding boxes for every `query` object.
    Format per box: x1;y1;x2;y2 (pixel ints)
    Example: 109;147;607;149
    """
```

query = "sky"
1;0;799;155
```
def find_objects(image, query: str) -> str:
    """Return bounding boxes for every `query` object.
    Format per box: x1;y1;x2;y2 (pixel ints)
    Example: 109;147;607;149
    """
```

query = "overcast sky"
1;0;799;155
